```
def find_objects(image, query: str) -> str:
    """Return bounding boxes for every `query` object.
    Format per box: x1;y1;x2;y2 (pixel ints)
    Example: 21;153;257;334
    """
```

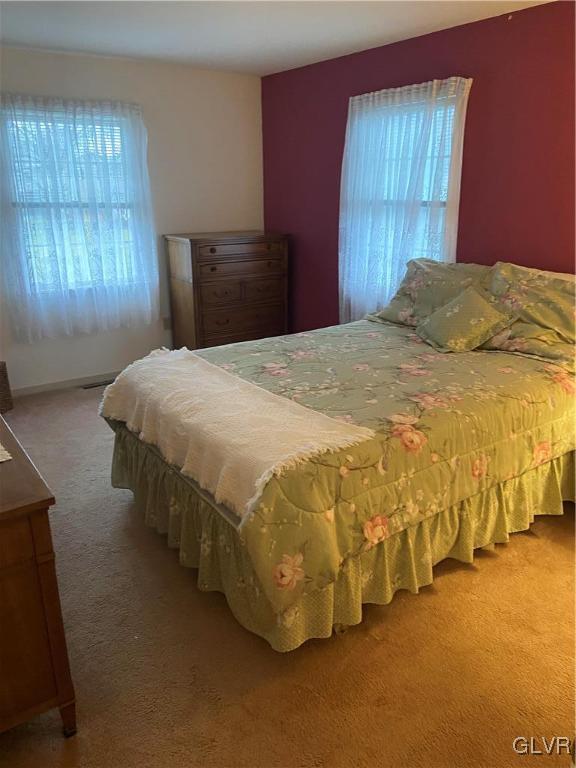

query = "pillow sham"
487;262;575;343
481;322;575;370
479;262;575;369
372;258;491;327
416;286;515;352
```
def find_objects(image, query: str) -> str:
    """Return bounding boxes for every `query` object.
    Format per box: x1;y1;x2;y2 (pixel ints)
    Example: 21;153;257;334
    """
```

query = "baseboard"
13;372;120;398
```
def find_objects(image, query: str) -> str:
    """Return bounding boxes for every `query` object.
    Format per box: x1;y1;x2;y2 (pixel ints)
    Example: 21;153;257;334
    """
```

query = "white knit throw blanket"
100;349;375;522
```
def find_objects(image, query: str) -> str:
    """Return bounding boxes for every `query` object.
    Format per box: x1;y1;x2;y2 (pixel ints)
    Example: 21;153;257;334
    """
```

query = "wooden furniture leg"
60;701;77;737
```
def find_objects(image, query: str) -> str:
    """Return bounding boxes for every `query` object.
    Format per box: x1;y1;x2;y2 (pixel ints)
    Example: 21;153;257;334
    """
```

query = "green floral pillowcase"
480;263;575;369
481;322;575;370
487;262;575;343
372;258;491;327
416;286;515;352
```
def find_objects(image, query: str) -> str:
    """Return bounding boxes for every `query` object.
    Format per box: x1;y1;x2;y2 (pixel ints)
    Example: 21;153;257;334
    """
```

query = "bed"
102;259;575;651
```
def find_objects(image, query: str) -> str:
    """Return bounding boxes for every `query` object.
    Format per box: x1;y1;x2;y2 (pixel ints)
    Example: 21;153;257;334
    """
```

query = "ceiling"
0;1;552;76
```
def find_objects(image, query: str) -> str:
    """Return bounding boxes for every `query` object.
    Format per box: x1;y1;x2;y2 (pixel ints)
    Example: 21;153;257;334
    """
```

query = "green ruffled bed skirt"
111;425;575;652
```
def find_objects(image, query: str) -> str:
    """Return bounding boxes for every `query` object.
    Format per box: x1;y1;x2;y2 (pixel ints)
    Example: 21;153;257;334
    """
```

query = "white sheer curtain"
0;94;159;341
338;77;472;322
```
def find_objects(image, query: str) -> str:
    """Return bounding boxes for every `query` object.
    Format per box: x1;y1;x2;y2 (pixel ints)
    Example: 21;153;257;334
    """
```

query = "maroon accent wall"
262;2;575;332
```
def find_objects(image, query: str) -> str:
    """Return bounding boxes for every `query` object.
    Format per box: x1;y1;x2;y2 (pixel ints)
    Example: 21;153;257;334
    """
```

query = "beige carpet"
0;387;574;768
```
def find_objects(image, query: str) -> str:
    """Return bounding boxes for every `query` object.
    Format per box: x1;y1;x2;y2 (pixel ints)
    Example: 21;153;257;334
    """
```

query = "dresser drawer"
198;242;283;260
200;280;242;306
199;258;285;281
203;304;284;336
244;278;284;303
0;564;58;719
202;327;284;347
0;517;34;570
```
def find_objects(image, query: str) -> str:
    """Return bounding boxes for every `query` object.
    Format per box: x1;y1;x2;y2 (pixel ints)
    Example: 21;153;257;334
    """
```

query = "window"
1;94;159;341
338;77;472;322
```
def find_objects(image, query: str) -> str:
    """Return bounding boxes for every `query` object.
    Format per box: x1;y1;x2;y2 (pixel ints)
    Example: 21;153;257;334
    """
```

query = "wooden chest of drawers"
164;231;288;349
0;417;76;737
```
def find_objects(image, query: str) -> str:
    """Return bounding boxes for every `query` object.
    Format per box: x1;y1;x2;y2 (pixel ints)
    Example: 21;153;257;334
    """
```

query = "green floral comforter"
186;319;573;613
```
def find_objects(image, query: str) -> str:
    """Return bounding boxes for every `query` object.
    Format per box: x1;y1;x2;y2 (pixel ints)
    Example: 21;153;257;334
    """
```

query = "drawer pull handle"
213;290;228;298
210;266;217;272
266;244;271;251
210;247;216;254
215;318;230;326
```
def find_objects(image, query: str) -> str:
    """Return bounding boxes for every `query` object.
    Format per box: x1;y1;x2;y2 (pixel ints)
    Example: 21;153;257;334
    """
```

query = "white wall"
0;46;263;392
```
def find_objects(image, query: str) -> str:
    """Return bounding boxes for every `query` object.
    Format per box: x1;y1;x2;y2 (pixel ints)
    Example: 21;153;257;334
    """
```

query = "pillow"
372;259;491;327
416;286;515;352
481;322;575;370
488;262;575;343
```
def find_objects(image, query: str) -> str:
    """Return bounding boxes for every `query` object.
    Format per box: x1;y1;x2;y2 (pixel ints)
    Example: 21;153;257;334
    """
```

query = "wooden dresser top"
0;416;54;519
164;230;286;244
